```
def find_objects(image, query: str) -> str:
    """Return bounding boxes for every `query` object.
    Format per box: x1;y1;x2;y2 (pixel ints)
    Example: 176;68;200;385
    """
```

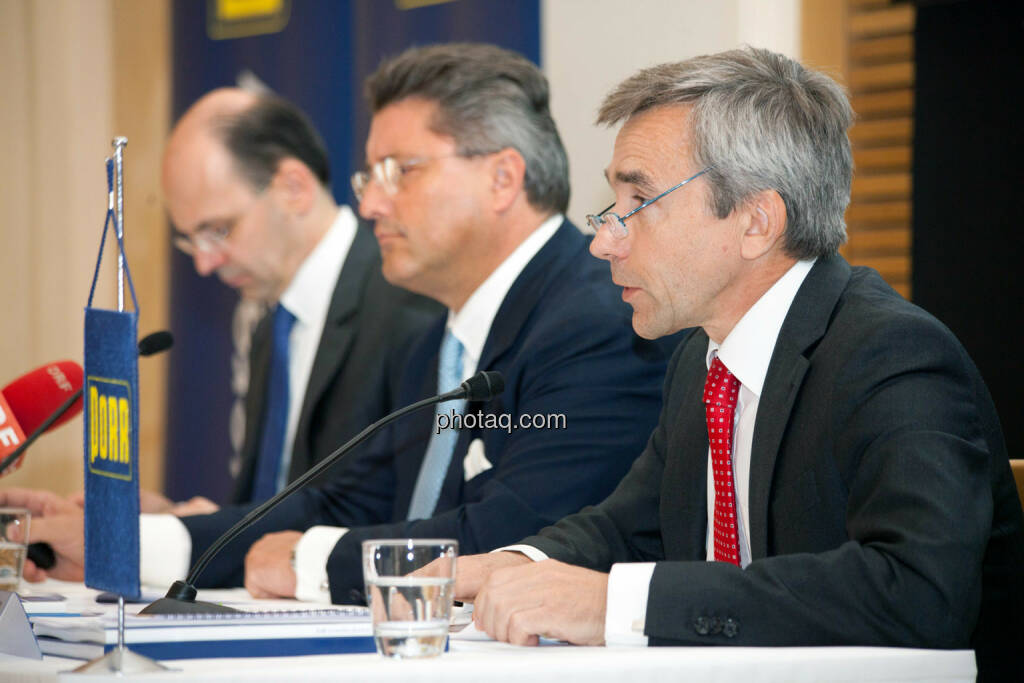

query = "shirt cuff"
494;544;549;562
605;562;655;647
294;525;348;603
139;514;191;588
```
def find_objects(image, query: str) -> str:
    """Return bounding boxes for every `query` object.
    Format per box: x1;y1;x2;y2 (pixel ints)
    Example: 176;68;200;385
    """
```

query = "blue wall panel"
167;0;540;502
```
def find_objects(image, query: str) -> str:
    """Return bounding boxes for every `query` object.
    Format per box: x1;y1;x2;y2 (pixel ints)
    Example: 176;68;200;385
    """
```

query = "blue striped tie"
407;329;465;519
251;303;295;501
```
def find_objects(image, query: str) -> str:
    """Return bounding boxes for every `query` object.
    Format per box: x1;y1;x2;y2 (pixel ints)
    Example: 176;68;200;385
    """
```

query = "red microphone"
0;361;83;477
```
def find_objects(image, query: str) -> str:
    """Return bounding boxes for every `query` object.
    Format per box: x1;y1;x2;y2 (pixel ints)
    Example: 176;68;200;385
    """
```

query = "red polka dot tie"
703;356;741;566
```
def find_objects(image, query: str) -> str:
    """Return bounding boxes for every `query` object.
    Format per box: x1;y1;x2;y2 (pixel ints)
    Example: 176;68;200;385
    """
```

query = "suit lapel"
290;227;375;473
747;255;851;559
436;221;584;505
476;221;583;371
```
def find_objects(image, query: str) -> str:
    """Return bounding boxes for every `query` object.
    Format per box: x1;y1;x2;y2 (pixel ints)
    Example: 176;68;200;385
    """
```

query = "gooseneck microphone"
140;370;505;615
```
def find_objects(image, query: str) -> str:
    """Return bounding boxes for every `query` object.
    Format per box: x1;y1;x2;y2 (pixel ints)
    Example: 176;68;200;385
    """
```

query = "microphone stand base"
137;580;240;615
72;646;173;674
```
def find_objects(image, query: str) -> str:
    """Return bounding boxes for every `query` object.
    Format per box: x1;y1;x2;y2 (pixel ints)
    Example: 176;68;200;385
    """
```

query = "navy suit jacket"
524;255;1024;681
231;225;441;503
184;221;685;601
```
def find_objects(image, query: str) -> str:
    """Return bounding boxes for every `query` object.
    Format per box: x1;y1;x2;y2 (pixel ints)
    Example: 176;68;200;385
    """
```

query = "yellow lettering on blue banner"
86;376;133;481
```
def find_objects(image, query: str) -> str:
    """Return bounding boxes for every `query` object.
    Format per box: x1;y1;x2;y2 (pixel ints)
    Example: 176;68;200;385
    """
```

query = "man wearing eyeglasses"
158;88;441;509
163;42;682;604
7;46;680;604
451;47;1024;681
1;88;440;577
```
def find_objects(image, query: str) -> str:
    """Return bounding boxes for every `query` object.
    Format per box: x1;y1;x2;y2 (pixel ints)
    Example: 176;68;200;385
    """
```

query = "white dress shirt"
506;258;815;646
139;207;357;588
290;214;564;602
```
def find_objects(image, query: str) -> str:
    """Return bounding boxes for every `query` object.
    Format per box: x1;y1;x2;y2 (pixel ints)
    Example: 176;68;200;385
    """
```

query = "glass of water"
362;538;457;658
0;508;30;592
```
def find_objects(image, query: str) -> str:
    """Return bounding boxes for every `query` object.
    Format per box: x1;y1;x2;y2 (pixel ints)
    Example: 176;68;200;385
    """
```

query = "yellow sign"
86;377;133;481
208;0;290;40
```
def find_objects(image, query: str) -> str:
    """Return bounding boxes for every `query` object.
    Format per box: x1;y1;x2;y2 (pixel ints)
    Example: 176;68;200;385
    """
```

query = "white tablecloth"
0;581;976;683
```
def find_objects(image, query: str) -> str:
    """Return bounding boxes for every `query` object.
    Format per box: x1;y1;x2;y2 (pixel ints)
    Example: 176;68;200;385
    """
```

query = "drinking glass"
0;508;30;592
362;539;457;658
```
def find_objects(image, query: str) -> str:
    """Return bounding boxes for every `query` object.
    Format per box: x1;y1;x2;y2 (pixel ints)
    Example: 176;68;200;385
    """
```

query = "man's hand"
1;487;80;517
454;551;532;602
0;487;87;582
244;530;302;599
472;559;609;647
70;488;220;516
170;496;219;517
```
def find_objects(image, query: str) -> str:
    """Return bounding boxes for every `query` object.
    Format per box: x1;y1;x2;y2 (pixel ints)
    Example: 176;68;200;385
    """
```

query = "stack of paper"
32;607;374;660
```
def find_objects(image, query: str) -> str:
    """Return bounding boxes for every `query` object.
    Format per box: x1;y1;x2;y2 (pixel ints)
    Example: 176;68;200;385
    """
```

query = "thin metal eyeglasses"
351;155;459;202
586;166;713;239
172;222;234;256
172;187;273;256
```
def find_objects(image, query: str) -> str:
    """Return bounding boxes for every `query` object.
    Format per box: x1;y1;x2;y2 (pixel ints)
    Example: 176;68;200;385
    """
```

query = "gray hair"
598;47;853;259
365;43;570;214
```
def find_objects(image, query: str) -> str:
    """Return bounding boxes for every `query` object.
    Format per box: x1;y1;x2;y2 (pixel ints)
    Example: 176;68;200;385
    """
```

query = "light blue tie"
407;329;465;519
251;303;295;501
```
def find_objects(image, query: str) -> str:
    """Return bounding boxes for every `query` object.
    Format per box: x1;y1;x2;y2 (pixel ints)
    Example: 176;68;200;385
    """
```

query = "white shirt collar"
448;214;563;374
706;259;816;396
278;206;358;326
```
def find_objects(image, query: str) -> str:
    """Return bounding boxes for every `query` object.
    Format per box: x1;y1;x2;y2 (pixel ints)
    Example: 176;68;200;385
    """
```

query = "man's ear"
739;190;787;261
488;148;527;213
272;158;318;215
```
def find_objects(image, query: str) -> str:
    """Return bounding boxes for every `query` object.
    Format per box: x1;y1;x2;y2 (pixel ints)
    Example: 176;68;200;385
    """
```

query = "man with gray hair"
455;47;1023;680
164;43;681;604
5;44;680;606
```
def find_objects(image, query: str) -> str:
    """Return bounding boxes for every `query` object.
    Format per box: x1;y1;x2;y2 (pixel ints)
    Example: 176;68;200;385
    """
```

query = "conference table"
0;581;977;682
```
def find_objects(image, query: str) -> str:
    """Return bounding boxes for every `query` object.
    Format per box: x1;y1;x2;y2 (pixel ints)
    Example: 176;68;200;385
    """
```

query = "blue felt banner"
83;308;141;598
82;158;142;599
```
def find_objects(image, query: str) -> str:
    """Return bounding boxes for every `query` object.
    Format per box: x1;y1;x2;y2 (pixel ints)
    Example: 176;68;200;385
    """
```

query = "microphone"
138;330;174;357
140;370;505;615
0;332;172;479
1;361;84;478
5;333;174;571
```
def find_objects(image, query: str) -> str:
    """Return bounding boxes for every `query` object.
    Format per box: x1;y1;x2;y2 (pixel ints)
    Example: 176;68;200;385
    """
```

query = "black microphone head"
461;371;505;402
138;330;174;357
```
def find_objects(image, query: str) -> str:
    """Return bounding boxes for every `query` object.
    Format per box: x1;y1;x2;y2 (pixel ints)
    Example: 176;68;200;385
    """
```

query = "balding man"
160;89;439;506
2;90;438;546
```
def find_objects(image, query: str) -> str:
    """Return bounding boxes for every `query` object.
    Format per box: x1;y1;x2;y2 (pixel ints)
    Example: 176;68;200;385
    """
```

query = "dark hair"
365;42;569;214
599;47;853;259
213;94;331;191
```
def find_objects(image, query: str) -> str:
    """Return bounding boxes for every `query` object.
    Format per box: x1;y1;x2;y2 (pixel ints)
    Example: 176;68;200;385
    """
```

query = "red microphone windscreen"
1;360;84;434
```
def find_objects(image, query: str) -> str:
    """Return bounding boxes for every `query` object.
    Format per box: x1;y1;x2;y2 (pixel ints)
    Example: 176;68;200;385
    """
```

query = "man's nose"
357;179;393;221
589;222;630;262
192;249;226;276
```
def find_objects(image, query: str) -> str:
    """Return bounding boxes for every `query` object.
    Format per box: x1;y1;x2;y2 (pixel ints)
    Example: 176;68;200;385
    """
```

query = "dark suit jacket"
524;255;1024;681
231;224;441;503
185;221;686;602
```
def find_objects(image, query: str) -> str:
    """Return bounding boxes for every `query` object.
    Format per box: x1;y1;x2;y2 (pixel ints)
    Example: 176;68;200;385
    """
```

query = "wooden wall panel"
113;0;171;494
0;0;169;495
802;0;915;299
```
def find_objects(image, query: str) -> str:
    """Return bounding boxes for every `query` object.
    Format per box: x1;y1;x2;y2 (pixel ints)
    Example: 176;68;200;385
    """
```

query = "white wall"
543;0;800;226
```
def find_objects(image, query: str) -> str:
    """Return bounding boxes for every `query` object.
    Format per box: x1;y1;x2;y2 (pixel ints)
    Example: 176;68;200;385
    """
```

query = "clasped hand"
454;552;609;647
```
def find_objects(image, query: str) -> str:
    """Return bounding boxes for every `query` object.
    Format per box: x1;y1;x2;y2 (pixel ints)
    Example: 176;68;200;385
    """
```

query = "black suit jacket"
231;224;441;503
185;221;686;601
524;255;1024;681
